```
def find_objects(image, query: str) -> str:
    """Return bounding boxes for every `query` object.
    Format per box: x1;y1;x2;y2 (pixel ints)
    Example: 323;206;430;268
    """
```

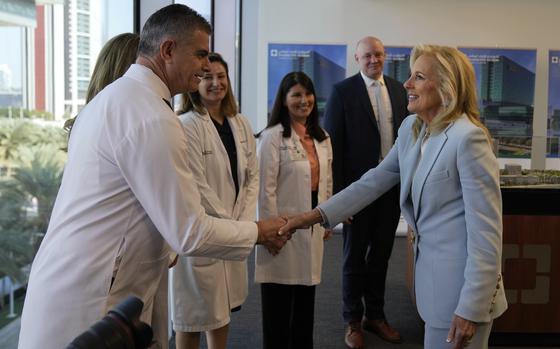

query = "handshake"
255;208;324;255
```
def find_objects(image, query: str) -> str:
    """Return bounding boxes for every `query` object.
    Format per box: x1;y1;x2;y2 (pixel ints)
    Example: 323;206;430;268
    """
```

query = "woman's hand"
447;314;477;348
323;229;333;241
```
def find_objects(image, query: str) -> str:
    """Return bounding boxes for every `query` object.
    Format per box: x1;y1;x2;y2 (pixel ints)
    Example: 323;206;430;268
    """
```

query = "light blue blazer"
320;114;507;328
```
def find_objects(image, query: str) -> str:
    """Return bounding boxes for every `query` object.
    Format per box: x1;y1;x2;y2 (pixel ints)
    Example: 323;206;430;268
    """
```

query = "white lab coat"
255;123;332;285
18;65;258;349
171;110;258;331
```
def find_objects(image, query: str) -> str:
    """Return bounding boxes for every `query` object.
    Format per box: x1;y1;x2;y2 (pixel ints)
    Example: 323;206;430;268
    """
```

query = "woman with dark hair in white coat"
171;52;258;349
256;71;333;349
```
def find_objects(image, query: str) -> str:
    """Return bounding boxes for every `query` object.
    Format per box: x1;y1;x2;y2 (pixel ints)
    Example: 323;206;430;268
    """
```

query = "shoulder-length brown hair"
64;33;139;133
257;71;326;141
177;52;238;117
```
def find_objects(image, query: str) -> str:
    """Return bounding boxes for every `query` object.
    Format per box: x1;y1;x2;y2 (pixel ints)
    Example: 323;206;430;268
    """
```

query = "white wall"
241;0;560;169
140;0;171;28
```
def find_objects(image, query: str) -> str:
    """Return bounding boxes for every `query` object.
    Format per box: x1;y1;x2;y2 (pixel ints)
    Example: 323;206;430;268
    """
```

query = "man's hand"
278;208;324;236
256;217;289;256
447;314;476;348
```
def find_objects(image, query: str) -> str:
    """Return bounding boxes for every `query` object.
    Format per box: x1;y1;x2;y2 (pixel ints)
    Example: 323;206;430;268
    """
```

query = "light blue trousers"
424;321;493;349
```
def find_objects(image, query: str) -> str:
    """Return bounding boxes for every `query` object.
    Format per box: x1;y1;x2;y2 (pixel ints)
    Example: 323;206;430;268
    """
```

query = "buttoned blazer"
323;73;408;193
319;114;507;327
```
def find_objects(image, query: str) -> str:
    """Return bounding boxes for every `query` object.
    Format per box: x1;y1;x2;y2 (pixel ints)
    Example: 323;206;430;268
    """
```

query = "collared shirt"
360;71;394;160
291;121;319;191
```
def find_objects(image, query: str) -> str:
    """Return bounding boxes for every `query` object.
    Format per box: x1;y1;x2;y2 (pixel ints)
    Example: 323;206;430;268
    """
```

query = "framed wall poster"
547;50;560;158
458;47;537;158
383;46;412;84
267;43;346;119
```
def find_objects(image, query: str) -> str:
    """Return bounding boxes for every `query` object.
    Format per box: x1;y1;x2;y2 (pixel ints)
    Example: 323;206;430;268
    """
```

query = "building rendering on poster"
383;46;412;84
548;50;560;158
459;47;537;158
267;43;346;118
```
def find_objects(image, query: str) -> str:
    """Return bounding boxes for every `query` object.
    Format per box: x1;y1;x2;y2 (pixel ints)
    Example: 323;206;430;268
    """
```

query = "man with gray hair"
18;5;288;349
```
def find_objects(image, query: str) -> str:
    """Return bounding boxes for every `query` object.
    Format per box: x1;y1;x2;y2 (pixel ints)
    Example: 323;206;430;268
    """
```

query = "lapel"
400;124;426;207
353;74;378;130
203;112;235;182
229;116;246;186
229;116;246;218
411;122;452;219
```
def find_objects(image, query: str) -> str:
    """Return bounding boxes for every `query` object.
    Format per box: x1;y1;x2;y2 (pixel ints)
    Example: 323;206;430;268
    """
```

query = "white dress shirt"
360;72;394;159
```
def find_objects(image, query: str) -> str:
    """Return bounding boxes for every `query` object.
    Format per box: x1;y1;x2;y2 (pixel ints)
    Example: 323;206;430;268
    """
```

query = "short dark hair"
179;52;238;117
138;4;211;57
260;72;326;141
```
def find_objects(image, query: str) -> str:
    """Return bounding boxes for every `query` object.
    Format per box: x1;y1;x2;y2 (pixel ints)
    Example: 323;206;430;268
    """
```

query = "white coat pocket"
190;256;218;266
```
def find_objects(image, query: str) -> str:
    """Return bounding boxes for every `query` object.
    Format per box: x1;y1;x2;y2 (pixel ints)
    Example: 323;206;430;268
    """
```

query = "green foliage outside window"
0;116;66;283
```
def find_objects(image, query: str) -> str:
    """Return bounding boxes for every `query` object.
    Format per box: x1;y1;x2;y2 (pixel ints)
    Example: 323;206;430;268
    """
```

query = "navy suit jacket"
323;73;409;194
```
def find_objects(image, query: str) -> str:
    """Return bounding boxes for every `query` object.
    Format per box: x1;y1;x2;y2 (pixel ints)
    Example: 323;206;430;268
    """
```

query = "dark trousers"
342;186;400;323
261;283;316;349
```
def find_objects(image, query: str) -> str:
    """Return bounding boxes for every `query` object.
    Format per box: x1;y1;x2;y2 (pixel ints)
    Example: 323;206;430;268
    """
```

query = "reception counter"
491;187;560;344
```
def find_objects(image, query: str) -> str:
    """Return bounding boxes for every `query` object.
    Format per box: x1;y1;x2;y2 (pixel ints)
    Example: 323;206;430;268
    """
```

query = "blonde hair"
409;44;489;141
64;33;139;133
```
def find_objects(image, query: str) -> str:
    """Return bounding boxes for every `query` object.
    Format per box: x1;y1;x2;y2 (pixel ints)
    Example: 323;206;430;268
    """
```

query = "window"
76;12;89;34
0;1;134;343
77;35;90;55
77;57;90;78
77;0;89;11
77;79;89;99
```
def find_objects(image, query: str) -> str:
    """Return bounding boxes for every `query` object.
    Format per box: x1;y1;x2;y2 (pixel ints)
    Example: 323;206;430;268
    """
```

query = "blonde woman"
171;53;258;349
283;45;508;349
64;32;139;134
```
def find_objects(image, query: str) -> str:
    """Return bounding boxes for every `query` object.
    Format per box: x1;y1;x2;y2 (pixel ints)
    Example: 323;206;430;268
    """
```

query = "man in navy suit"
323;36;408;348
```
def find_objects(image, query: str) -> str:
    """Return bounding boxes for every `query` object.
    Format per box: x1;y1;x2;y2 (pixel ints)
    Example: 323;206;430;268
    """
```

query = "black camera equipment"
66;295;153;349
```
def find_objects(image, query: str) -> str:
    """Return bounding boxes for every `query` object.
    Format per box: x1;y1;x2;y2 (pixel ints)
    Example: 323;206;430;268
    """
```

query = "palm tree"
0;144;65;282
0;184;31;283
0;120;42;163
8;144;65;240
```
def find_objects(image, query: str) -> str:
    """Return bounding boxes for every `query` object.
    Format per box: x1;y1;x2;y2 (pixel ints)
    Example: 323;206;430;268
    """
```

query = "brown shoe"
345;322;364;348
362;319;402;343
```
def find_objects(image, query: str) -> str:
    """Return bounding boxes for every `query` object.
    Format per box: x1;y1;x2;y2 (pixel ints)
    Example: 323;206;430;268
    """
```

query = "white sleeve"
114;117;257;260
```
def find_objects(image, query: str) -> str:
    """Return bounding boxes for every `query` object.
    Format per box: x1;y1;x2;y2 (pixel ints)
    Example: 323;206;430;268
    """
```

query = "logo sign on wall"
383;46;412;84
459;47;537;159
268;43;347;119
547;50;560;158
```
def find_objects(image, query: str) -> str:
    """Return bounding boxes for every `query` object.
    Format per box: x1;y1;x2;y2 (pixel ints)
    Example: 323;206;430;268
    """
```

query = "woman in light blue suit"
282;44;507;349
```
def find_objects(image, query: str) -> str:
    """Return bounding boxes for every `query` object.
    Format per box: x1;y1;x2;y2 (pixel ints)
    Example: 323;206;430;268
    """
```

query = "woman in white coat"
256;72;333;349
171;53;259;349
282;45;508;349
